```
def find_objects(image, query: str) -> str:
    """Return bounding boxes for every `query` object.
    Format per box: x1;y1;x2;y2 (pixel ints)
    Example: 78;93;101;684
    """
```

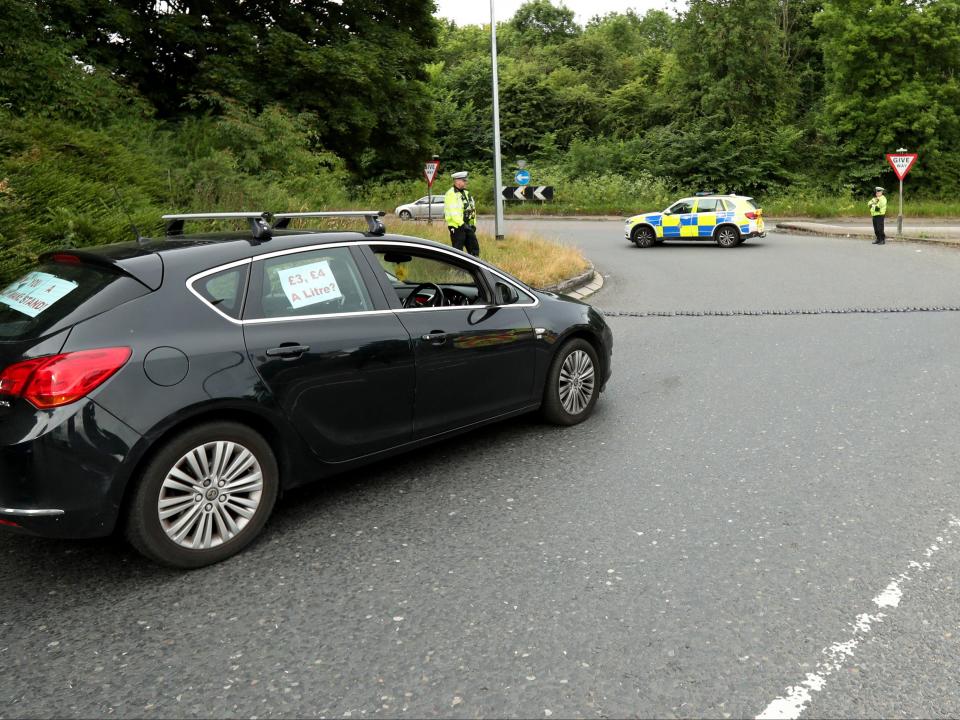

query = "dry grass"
388;221;590;289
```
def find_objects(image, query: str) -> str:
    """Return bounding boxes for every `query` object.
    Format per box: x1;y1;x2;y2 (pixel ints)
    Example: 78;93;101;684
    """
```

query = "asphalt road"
4;224;960;719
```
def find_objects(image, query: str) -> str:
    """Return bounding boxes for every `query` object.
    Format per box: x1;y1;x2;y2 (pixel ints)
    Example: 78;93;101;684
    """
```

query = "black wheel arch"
113;402;307;533
631;223;657;241
714;222;741;239
550;326;609;389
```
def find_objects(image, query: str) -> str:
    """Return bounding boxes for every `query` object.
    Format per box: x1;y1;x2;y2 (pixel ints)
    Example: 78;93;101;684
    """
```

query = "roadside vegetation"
2;0;959;283
387;221;589;289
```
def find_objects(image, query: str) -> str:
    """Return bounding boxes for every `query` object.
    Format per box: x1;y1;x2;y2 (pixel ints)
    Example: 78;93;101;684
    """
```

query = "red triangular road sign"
424;160;440;186
886;153;917;180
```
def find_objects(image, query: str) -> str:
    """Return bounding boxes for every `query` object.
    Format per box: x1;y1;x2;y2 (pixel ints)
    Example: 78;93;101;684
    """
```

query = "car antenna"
111;186;146;246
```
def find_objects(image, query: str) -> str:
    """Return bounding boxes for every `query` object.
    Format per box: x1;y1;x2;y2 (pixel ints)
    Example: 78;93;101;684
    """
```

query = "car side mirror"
495;282;519;305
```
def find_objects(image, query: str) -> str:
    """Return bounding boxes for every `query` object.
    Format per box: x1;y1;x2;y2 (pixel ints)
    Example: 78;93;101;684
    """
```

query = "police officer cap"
874;186;885;192
451;171;469;180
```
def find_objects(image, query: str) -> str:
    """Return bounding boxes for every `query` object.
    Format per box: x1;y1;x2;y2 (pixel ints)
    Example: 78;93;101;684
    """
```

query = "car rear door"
693;198;720;238
242;244;415;463
431;195;445;220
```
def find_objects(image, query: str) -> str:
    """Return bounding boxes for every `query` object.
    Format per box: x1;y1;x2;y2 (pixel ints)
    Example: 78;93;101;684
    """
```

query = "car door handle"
421;332;448;345
266;344;310;358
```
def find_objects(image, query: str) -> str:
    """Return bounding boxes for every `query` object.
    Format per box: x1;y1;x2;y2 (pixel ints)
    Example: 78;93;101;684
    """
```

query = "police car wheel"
398;210;413;220
632;226;656;248
714;226;740;248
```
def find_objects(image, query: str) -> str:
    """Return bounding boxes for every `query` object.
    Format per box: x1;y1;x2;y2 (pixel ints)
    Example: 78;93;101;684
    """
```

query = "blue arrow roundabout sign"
514;169;531;186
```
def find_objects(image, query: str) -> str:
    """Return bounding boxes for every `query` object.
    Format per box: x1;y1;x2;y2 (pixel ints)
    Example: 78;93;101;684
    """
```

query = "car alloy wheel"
632;225;656;248
542;338;600;426
715;226;739;247
559;349;595;415
158;441;263;549
399;210;413;220
126;421;278;568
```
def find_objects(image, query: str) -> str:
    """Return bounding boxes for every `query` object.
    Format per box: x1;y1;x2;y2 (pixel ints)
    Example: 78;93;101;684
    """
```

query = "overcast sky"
433;0;682;27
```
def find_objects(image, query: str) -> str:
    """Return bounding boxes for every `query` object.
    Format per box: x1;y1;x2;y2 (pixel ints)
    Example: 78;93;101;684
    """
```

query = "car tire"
714;225;740;247
541;338;600;426
125;422;279;569
398;210;413;220
631;225;656;248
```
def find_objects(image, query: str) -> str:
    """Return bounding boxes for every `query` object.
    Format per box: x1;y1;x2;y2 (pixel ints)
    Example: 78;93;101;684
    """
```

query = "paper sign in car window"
0;271;79;318
278;260;343;309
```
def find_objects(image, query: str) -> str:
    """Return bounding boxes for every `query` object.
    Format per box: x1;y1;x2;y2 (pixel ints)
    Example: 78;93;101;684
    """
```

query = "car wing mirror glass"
495;282;519;305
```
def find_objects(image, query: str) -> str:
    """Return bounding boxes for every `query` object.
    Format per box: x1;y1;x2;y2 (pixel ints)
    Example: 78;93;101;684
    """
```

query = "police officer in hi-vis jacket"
444;171;480;257
869;186;887;245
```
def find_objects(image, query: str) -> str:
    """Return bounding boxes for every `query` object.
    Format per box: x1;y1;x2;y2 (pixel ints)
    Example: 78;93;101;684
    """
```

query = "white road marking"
756;516;960;720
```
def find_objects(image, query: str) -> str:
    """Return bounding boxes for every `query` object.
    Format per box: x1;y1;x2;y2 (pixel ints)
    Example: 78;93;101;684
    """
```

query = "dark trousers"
450;224;480;256
872;215;885;243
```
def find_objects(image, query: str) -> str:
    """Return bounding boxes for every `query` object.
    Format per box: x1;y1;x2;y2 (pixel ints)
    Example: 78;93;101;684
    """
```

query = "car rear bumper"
0;399;143;539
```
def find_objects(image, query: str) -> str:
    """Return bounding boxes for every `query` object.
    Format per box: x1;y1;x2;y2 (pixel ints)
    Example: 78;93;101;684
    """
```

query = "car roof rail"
694;190;718;197
272;211;386;236
162;212;273;241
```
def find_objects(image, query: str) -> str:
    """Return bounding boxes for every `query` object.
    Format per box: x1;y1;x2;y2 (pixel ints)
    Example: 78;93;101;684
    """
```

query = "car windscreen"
0;261;150;340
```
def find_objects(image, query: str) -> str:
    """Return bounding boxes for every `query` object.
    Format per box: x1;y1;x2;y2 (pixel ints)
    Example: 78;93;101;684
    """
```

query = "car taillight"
50;253;81;265
0;347;131;409
745;212;758;220
0;357;46;397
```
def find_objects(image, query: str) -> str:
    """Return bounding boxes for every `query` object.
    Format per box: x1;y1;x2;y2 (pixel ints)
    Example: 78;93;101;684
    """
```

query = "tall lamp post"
490;0;505;240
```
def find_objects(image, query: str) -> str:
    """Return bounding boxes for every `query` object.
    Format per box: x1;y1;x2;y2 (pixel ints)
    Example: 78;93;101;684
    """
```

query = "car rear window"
741;197;758;210
0;261;150;340
193;266;248;319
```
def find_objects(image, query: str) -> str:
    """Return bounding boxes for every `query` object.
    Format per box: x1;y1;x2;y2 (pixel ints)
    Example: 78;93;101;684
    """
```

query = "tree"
507;0;580;45
37;0;440;176
816;0;960;191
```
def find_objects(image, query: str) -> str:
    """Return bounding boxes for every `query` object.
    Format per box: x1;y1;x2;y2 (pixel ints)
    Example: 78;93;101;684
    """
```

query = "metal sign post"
490;0;505;240
898;178;903;237
424;157;440;224
886;150;917;239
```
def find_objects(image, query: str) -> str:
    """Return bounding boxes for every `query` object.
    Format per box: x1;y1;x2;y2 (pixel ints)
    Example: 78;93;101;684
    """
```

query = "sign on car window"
278;260;343;309
0;271;79;318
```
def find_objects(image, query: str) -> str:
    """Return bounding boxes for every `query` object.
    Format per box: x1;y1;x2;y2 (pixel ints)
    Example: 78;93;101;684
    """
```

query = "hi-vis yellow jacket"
444;187;476;228
869;194;887;216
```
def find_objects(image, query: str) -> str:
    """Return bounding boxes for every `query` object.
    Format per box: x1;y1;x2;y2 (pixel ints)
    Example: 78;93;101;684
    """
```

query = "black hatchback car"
0;211;612;568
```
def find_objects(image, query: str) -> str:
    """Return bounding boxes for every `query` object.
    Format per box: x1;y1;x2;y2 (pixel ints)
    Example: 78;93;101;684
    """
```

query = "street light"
490;0;505;240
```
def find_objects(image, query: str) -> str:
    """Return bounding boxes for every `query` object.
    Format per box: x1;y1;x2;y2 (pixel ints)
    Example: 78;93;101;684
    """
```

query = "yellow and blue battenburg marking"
644;211;739;238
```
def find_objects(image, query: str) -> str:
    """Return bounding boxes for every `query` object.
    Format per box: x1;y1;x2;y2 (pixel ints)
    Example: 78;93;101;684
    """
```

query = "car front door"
662;200;695;238
365;244;538;439
242;245;415;463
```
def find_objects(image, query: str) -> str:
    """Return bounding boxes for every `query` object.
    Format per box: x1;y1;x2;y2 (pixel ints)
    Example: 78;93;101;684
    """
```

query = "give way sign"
886;153;918;180
424;160;441;186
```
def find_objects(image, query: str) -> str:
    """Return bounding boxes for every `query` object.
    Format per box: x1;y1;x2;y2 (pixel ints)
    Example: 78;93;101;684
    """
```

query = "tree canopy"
2;0;959;193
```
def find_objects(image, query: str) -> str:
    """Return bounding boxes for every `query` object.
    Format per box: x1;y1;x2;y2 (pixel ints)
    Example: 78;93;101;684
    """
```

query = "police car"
624;193;765;248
